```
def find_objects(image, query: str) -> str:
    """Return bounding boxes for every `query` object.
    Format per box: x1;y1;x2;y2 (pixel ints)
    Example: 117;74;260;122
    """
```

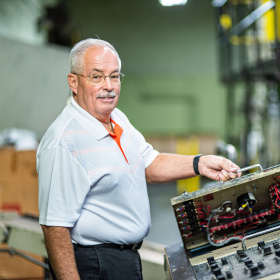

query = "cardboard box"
0;244;44;279
0;149;37;182
0;180;39;215
14;151;37;178
145;135;217;155
0;149;38;215
0;149;16;180
0;149;43;278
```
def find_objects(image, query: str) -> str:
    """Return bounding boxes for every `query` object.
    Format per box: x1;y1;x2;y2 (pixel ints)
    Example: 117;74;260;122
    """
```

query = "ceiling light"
159;0;188;6
211;0;228;7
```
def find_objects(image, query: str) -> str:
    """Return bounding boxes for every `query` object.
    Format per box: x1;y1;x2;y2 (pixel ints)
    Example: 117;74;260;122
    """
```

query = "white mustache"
97;92;116;98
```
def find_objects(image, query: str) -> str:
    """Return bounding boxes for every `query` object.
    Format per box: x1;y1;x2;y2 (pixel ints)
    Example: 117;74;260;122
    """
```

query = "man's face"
69;47;121;122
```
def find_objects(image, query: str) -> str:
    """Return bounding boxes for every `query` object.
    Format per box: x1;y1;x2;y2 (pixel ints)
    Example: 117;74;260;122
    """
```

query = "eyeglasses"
72;72;125;85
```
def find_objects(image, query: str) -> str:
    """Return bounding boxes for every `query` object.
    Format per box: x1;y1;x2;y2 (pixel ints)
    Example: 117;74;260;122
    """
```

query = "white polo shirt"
37;96;159;245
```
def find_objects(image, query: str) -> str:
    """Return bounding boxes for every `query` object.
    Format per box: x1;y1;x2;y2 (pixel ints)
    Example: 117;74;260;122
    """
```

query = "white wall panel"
0;37;70;138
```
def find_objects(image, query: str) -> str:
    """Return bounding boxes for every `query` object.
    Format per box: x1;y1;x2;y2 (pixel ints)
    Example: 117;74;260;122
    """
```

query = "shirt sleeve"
37;146;91;227
129;124;159;168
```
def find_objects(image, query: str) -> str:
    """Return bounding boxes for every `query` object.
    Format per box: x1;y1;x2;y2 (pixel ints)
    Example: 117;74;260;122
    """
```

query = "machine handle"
235;164;263;173
220;164;263;183
242;224;280;250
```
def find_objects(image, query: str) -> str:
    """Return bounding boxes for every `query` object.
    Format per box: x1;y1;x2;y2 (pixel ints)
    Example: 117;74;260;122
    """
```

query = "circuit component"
183;201;195;211
237;192;256;212
170;165;280;280
175;172;280;246
209;209;273;233
269;179;280;211
176;200;210;237
221;201;233;212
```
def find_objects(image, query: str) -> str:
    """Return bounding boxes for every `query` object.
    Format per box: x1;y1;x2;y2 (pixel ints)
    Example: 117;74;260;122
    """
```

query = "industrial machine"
0;211;48;269
165;164;280;280
214;0;280;168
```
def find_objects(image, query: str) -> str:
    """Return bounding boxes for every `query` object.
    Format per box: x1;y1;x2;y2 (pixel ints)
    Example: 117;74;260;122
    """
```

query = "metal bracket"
235;164;263;174
0;248;49;269
242;224;280;251
220;164;263;183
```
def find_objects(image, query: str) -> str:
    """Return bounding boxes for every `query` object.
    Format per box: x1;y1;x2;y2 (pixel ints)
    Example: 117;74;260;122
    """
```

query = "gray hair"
69;38;121;73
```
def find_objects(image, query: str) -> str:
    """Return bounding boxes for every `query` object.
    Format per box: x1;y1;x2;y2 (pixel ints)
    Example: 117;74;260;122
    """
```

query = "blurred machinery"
216;140;238;163
0;212;49;277
214;0;280;169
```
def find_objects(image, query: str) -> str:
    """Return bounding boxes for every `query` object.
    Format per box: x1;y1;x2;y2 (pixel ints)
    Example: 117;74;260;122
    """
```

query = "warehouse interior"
0;0;280;279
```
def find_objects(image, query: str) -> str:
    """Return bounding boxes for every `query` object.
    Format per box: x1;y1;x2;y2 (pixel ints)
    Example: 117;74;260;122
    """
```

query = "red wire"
210;214;235;221
218;214;235;219
238;210;251;215
273;176;280;182
194;200;202;204
241;221;259;235
274;185;280;208
233;221;259;236
205;205;211;215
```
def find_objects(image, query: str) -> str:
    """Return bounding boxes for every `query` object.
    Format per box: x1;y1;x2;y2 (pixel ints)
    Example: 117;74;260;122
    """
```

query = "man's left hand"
198;155;241;182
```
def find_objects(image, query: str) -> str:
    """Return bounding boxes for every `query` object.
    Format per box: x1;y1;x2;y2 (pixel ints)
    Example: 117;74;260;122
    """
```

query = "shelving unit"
214;0;280;168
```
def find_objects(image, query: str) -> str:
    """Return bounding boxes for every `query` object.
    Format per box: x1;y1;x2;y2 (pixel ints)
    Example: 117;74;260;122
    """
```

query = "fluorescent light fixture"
212;0;228;7
159;0;188;6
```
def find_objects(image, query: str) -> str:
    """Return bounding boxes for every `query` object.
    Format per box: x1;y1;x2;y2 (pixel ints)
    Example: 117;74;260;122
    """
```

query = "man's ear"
68;74;78;94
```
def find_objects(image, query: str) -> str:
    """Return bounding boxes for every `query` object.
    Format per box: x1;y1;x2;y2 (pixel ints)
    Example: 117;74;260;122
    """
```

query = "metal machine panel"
171;164;280;252
0;212;47;257
6;217;47;258
167;164;280;280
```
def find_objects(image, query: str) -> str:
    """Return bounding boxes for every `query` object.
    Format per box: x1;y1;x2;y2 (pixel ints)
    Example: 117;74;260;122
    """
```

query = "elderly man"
37;38;240;280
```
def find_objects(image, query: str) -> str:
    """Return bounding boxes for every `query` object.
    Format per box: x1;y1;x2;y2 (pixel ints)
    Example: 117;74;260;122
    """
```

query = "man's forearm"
145;153;240;183
41;225;80;280
145;153;196;183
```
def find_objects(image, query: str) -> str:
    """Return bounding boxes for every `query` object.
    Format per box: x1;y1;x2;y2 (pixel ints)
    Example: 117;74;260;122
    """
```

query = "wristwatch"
193;154;203;175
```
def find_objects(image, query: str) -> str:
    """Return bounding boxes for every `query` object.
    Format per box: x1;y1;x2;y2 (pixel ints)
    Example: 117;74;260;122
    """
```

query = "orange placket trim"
106;119;129;164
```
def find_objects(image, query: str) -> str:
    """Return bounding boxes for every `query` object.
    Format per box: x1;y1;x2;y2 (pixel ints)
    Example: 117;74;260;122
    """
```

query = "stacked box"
0;148;39;215
0;148;44;279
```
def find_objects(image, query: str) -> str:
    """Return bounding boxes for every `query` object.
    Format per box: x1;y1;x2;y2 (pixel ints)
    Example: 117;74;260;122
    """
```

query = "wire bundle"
274;185;280;208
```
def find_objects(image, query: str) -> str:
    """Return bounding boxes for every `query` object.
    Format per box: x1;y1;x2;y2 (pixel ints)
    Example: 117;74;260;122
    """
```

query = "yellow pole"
261;0;275;42
176;136;200;194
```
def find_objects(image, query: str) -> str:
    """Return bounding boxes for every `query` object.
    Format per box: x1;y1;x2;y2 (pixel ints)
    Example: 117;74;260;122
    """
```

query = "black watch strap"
193;154;203;175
